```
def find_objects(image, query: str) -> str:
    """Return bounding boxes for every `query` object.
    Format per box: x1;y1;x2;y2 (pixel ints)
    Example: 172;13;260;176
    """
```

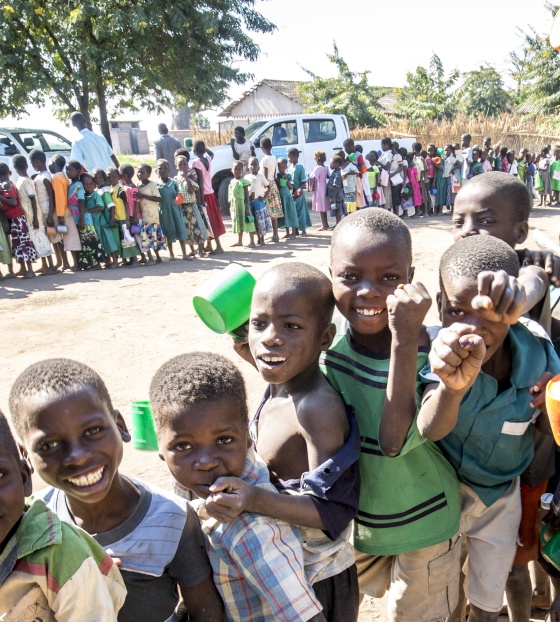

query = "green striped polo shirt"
320;332;460;556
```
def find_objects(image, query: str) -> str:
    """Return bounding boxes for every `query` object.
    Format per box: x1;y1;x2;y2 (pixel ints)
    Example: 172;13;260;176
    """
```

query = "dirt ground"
1;202;558;621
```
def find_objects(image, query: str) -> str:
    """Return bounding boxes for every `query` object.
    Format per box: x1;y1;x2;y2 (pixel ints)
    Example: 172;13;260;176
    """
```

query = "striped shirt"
320;331;460;556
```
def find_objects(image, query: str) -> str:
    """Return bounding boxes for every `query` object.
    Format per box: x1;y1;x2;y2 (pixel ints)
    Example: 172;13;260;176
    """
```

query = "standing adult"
69;112;119;173
154;124;182;176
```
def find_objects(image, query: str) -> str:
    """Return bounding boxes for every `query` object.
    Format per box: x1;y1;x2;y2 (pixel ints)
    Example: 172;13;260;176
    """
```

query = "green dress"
435;160;447;206
551;160;560;192
157;179;188;243
288;163;311;232
277;174;298;228
96;187;120;254
0;224;11;265
228;178;255;234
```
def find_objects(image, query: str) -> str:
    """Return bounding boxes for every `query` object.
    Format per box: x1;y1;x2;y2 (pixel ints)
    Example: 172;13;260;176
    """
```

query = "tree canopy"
298;43;387;129
0;0;275;141
458;66;511;117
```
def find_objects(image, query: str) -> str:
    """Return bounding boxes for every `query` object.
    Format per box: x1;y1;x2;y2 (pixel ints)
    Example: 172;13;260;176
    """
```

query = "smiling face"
157;160;170;181
439;275;509;364
331;230;412;342
176;157;189;174
232;163;243;179
157;398;250;499
82;175;96;194
93;170;106;189
248;279;332;384
277;160;287;175
19;390;128;506
0;447;31;554
107;169;120;187
452;186;528;247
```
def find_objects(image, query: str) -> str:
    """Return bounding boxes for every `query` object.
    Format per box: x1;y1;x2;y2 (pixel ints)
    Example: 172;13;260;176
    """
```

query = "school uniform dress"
228;177;256;234
69;182;105;269
276;175;298;229
52;172;81;252
288;162;311;232
95;186;121;255
157;179;188;244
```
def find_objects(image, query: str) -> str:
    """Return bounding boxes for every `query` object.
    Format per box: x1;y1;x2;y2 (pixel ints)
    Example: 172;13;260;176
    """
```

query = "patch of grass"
117;153;156;169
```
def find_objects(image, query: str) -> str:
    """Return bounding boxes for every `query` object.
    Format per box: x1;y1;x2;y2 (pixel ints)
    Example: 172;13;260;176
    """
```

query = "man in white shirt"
69;112;119;172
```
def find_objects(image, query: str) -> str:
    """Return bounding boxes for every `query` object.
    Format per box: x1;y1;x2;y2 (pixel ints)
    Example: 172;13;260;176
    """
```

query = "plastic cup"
546;374;560;445
192;263;256;335
279;178;287;187
131;401;159;451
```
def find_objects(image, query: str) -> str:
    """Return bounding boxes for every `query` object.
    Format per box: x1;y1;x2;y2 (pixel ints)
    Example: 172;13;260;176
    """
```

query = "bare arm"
30;195;39;229
44;178;55;225
193;167;205;206
111;154;120;168
243;185;250;213
78;198;85;228
179;577;224;622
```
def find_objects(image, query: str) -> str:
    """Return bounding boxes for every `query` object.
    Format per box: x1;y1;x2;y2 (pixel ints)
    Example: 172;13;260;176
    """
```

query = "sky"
0;0;554;142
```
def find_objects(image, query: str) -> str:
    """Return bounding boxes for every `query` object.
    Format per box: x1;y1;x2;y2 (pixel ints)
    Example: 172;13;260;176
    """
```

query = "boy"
230;126;255;174
322;209;462;622
8;358;223;622
136;164;164;264
0;410;126;620
417;234;560;622
245;156;272;246
150;352;325;622
327;155;346;225
217;263;361;621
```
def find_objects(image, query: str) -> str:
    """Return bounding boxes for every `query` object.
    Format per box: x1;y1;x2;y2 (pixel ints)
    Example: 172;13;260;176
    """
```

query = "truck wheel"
218;176;232;216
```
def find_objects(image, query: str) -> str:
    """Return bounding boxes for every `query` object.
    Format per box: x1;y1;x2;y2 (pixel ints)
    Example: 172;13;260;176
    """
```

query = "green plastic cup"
192;263;256;334
279;177;288;187
131;401;159;451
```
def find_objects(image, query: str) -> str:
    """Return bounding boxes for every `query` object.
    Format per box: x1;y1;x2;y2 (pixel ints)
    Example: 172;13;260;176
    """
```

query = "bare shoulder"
295;376;349;440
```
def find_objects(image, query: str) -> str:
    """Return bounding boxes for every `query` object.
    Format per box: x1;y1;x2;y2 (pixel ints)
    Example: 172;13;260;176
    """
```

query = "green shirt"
320;332;460;556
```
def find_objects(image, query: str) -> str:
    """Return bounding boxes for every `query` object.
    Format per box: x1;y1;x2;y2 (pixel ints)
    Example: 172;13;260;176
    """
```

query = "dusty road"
1;204;557;621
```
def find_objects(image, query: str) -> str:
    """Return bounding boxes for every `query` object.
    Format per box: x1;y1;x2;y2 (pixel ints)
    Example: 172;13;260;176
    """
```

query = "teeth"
67;467;105;488
260;356;286;363
355;308;383;316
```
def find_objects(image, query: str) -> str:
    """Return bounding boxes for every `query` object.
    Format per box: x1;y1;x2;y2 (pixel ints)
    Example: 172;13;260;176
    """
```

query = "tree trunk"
96;69;112;147
171;95;191;130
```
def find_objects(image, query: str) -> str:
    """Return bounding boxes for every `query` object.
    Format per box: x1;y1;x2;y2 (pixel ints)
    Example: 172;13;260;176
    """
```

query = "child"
340;151;359;214
481;149;492;173
9;358;224;622
230;126;255;173
287;147;311;236
149;352;325;622
119;164;145;259
0;411;126;620
228;160;256;247
66;160;105;271
412;142;428;216
30;148;65;271
365;152;382;207
405;152;422;214
469;148;484;176
91;168;121;268
426;144;438;215
259;137;282;242
81;173;112;270
245;156;272;246
175;155;208;257
50;155;80;271
507;150;519;176
442;144;459;213
12;154;54;273
276;157;298;239
327;155;346;225
191;140;226;254
550;147;560;206
417;234;560;622
355;143;371;206
156;159;189;261
526;153;536;203
0;162;38;278
322;209;462;622
310;150;330;230
107;166;141;266
137;164;165;264
517;149;528;184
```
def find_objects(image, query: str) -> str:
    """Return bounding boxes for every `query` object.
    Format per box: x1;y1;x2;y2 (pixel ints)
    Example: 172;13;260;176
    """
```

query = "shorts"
460;479;522;612
354;535;461;622
313;564;359;622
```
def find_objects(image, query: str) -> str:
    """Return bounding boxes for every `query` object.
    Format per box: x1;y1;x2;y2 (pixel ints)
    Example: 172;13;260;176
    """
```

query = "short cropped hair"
0;163;10;176
66;159;82;171
91;167;107;181
0;410;21;461
29;149;46;164
12;154;27;170
460;171;531;223
440;235;520;290
331;208;412;262
331;155;343;166
193;141;205;155
412;142;422;153
50;155;66;169
149;352;248;428
234;126;245;135
256;262;335;330
138;163;152;176
174;148;190;161
260;137;272;150
119;164;134;178
9;358;114;439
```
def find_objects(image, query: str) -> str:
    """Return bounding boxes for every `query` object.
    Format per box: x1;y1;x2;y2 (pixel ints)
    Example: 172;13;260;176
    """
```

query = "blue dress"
288;163;311;231
277;174;298;229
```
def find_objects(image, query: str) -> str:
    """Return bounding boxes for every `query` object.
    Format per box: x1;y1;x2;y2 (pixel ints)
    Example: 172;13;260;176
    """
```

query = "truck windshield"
245;121;267;140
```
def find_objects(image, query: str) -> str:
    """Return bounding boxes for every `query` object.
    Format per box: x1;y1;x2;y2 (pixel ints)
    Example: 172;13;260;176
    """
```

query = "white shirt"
70;128;114;172
259;154;277;181
389;153;403;186
508;161;518;176
444;155;457;177
245;173;268;199
462;147;473;179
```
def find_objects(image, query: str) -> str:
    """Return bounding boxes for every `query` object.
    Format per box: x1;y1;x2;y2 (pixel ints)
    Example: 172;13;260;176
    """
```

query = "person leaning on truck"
230;127;256;174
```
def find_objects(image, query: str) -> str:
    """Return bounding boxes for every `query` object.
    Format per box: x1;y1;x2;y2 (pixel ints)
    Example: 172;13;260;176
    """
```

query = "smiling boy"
9;358;223;622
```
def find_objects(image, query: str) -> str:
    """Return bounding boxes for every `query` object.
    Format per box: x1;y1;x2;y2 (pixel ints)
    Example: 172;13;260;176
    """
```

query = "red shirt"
0;185;24;219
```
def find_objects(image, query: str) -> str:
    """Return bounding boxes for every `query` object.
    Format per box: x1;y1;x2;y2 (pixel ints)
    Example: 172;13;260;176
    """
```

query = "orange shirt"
52;172;69;217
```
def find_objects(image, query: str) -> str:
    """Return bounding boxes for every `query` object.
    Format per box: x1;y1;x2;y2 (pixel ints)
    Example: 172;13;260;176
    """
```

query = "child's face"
157;398;250;500
452;187;528;248
176;158;189;174
428;146;436;157
20;390;129;506
288;152;298;164
480;152;487;162
137;167;149;183
439;275;510;364
330;160;340;171
445;146;453;157
93;170;106;188
248;281;333;385
82;176;96;194
330;231;412;337
232;163;243;179
249;159;259;175
277;161;287;175
0;448;31;553
108;170;120;187
66;165;80;181
234;129;245;144
157;161;170;180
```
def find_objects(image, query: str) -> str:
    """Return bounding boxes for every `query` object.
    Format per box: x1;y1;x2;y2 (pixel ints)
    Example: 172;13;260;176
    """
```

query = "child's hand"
386;283;431;338
109;218;116;227
46;215;54;227
78;219;85;230
430;323;486;393
471;270;526;325
231;322;257;368
32;217;39;230
529;371;555;411
523;250;560;287
204;477;254;523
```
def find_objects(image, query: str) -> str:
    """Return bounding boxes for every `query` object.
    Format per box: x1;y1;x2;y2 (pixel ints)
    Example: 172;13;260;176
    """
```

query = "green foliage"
191;113;211;130
396;54;460;121
298;42;387;129
0;0;275;140
458;66;511;117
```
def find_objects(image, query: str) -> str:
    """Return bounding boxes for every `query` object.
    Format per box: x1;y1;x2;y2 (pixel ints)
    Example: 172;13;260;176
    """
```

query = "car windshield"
12;131;71;153
245;121;267;141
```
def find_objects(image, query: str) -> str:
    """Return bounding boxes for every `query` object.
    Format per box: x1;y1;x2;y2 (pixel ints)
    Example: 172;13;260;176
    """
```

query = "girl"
0;163;37;278
137;164;165;265
66;162;105;270
276;158;298;239
191;140;226;255
175;155;208;257
550;147;560;206
156;159;189;261
366;151;383;207
433;146;447;214
327;155;346;225
526;153;536;205
259;137;282;242
119;164;145;262
405;153;422;214
91;168;120;269
245;157;272;246
287;147;310;236
340;152;359;214
228;160;255;247
106;167;140;267
442;144;458;214
310;150;330;230
425;146;437;216
50;155;80;271
469;149;484;177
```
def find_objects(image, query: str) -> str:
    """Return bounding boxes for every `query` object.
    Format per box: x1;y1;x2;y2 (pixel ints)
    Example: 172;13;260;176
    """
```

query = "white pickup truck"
209;114;416;212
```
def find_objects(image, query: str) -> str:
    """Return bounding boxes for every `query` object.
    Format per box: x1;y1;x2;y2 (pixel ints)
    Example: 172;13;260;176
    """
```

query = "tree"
458;66;511;117
0;0;275;142
298;43;387;129
508;49;531;99
191;113;211;130
395;54;459;121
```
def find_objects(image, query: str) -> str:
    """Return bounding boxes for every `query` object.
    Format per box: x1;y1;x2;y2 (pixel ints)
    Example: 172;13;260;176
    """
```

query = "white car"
0;127;72;179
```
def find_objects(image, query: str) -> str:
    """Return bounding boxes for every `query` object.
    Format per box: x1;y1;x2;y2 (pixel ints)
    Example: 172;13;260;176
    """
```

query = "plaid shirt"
189;449;322;622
